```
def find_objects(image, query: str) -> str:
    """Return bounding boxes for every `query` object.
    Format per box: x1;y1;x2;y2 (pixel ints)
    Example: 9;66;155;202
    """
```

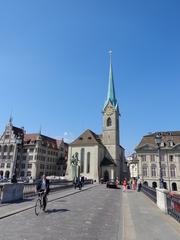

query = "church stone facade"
66;54;127;182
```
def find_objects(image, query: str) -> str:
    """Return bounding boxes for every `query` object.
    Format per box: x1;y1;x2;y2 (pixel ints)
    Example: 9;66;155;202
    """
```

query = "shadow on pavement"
54;199;67;203
46;208;70;214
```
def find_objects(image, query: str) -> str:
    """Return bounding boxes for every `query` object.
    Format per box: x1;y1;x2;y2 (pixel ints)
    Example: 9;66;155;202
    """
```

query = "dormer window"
168;140;174;147
107;117;112;127
79;137;83;140
160;142;165;147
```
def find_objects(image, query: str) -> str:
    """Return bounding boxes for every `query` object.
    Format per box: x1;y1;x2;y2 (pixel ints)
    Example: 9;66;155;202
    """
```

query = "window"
160;154;165;162
161;166;166;177
169;155;174;162
6;163;11;168
170;165;176;178
28;155;33;160
29;148;34;153
80;149;85;173
23;156;26;161
28;164;32;169
20;171;25;177
27;171;31;177
3;145;7;152
141;155;146;162
150;155;155;162
151;164;156;177
21;164;25;169
40;164;44;169
107;117;112;127
142;165;148;177
86;152;90;173
23;149;27;153
9;145;14;152
0;163;5;168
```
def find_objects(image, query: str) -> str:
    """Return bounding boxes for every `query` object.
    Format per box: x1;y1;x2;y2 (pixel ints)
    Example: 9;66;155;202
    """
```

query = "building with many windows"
0;119;68;180
66;53;127;182
127;153;139;179
135;132;180;191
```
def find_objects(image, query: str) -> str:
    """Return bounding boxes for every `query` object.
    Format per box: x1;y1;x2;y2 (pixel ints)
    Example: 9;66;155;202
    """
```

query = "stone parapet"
156;187;169;213
0;183;24;203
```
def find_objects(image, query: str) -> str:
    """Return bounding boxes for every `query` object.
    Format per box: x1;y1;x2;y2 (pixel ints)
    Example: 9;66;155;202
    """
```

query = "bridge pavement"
0;185;179;240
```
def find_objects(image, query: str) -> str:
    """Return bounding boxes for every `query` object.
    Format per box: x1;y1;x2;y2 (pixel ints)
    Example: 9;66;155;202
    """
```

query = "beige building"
127;154;139;178
0;119;68;180
66;53;127;182
135;131;180;191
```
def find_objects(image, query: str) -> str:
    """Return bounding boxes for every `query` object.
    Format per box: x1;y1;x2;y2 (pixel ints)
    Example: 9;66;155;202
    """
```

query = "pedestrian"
137;177;142;192
115;177;119;188
122;178;127;192
132;177;137;190
11;174;17;183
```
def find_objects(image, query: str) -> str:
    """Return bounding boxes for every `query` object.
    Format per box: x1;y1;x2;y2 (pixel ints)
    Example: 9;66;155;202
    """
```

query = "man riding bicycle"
36;174;50;211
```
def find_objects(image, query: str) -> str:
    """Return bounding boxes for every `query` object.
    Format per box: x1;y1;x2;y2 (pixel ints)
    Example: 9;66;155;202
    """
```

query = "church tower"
102;51;120;161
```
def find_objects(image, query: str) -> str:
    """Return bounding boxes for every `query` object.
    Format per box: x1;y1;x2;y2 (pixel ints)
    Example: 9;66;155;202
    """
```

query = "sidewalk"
122;189;180;240
0;184;95;220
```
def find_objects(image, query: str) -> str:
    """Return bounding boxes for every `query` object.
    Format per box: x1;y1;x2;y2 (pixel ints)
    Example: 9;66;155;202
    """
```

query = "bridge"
0;183;179;240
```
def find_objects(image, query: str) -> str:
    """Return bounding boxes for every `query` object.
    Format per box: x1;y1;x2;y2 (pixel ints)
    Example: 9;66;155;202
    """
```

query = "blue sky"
0;0;180;156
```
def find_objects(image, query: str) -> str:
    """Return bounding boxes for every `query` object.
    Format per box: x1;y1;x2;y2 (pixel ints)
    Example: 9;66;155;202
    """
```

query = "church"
66;53;127;182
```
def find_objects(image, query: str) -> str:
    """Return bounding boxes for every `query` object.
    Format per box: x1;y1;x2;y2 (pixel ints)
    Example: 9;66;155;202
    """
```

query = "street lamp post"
155;133;164;188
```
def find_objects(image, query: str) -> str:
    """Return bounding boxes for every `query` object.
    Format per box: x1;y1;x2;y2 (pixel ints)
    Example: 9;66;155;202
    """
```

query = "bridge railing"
23;179;93;198
166;192;180;223
141;184;157;203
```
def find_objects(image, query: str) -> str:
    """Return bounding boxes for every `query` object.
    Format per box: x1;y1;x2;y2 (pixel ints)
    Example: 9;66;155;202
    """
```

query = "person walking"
122;178;127;192
132;177;137;190
137;177;142;192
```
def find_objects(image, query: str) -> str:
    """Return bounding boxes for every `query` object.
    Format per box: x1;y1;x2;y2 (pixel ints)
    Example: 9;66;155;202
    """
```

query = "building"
0;119;68;180
66;53;127;182
135;131;180;191
127;153;139;179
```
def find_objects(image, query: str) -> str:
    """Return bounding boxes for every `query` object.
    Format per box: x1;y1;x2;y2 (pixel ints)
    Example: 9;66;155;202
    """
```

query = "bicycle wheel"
35;199;42;216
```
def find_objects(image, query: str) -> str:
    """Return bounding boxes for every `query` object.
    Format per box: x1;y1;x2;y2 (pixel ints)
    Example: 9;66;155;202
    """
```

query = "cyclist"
36;174;50;211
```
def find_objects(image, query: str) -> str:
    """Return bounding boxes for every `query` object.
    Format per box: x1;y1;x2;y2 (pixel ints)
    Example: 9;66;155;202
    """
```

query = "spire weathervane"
109;49;112;64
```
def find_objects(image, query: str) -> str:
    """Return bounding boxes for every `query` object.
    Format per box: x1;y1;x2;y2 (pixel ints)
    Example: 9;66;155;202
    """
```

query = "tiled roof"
24;134;59;149
12;126;24;137
70;129;103;146
136;131;180;149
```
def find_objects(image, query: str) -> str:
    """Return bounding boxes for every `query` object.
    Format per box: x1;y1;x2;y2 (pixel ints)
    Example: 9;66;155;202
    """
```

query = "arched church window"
80;148;85;173
107;117;112;127
86;152;90;173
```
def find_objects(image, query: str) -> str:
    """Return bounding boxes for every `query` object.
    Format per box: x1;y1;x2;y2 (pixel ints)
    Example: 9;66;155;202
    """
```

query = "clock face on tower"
105;105;114;116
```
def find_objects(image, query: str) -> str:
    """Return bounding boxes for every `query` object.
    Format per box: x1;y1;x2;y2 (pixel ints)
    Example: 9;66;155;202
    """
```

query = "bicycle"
35;191;47;216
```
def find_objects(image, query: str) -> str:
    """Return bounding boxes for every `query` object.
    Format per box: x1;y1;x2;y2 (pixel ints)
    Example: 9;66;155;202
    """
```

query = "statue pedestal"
0;183;24;203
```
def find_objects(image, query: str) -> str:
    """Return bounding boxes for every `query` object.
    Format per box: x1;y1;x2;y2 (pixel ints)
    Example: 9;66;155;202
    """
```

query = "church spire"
104;50;118;110
8;112;13;126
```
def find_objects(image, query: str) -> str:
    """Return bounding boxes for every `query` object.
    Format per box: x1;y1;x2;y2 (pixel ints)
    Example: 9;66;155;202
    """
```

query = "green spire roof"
104;50;118;110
